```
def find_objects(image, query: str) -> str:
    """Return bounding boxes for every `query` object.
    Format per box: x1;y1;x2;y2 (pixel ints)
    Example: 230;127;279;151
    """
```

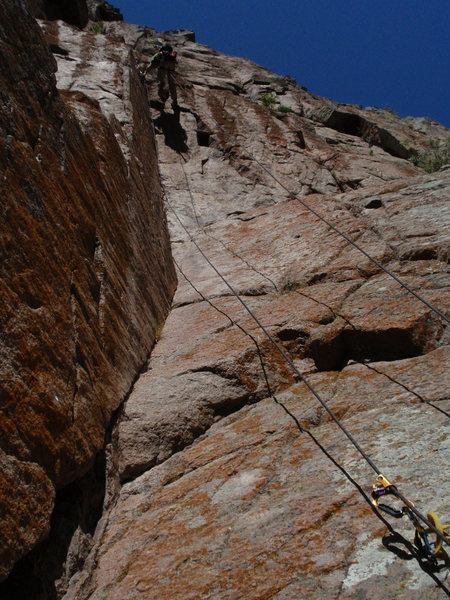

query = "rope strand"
166;190;381;473
174;69;448;326
155;73;450;550
212;119;449;324
164;166;450;549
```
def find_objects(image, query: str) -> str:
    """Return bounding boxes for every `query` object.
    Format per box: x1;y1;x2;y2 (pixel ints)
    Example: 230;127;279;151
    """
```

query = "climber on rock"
146;43;178;109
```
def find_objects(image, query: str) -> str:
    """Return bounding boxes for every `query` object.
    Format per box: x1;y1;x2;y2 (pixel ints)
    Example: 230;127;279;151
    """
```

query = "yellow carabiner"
426;511;450;557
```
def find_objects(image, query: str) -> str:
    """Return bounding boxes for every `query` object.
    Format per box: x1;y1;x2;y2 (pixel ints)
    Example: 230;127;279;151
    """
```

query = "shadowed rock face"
28;0;123;26
86;0;123;22
0;0;175;582
1;6;450;600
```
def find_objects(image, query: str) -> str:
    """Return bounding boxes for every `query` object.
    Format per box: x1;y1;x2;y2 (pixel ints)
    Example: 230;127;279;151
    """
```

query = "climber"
147;43;178;108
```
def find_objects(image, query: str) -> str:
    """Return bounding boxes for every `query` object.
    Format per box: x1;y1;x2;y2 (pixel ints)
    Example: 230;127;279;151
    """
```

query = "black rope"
393;488;450;549
181;151;448;422
166;192;381;474
174;256;450;589
165;180;450;551
153;75;450;550
292;288;450;420
364;363;450;420
210;118;449;325
181;143;449;421
179;162;279;293
173;258;384;508
174;257;386;500
173;79;449;421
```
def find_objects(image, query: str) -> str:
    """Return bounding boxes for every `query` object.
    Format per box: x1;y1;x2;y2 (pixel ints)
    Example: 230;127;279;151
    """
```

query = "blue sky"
113;0;450;128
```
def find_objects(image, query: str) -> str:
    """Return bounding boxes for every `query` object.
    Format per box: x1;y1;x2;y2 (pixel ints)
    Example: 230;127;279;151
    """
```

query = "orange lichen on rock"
0;0;176;579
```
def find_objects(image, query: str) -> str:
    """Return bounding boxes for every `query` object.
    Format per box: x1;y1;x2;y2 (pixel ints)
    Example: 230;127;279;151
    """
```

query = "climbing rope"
292;287;450;420
177;148;449;423
179;162;279;293
164;188;450;557
172;72;449;421
166;191;381;474
148;73;450;565
173;71;449;326
214;121;449;324
174;256;407;523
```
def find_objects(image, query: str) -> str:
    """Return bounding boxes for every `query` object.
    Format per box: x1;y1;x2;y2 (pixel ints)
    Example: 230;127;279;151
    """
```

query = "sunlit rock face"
59;20;448;600
0;0;175;581
1;4;449;599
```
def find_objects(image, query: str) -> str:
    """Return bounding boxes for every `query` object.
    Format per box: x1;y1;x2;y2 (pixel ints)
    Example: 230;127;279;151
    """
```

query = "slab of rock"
116;174;449;483
65;348;450;600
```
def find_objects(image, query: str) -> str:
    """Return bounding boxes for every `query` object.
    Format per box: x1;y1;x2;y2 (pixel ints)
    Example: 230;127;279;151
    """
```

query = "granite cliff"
0;1;449;598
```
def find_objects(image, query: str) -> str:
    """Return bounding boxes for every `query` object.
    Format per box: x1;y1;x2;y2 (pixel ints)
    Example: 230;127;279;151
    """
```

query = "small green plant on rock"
282;272;302;293
259;93;297;117
153;319;165;342
260;92;278;109
410;138;450;173
89;21;104;34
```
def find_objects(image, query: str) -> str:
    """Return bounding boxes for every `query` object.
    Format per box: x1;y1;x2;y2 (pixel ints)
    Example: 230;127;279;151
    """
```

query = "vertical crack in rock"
0;455;106;600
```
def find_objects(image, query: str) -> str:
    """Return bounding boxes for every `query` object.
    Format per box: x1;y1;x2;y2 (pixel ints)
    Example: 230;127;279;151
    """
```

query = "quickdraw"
372;474;450;569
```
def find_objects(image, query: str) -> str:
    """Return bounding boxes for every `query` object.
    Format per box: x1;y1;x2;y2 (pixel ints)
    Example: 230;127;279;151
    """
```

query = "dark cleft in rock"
313;106;413;159
27;0;123;27
42;0;89;28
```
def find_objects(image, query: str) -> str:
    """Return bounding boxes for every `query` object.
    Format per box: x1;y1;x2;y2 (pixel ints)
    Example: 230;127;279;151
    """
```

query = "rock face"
1;6;450;600
50;21;449;600
0;0;175;583
41;0;89;28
